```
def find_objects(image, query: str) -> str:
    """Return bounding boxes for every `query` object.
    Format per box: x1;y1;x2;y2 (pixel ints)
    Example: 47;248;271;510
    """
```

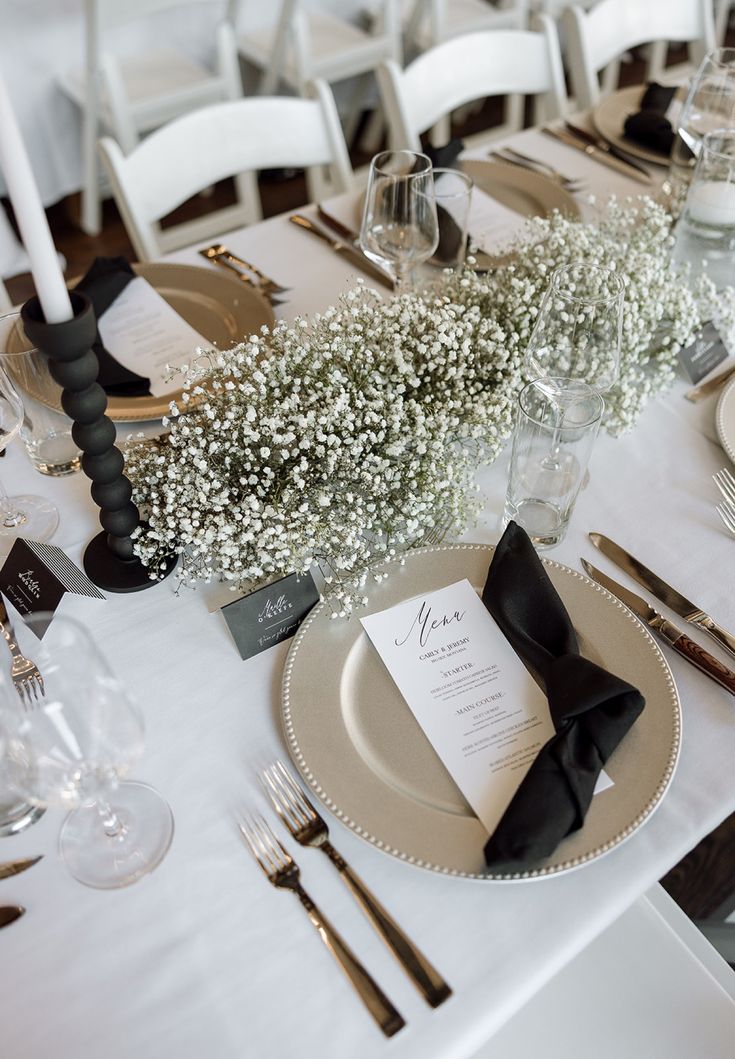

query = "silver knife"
289;214;395;290
564;122;653;179
589;532;735;661
581;559;735;696
542;126;652;185
0;905;25;929
0;855;42;881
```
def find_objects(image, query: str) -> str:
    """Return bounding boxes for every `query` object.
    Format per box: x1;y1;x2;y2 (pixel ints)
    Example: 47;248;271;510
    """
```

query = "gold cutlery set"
542;122;653;185
198;244;290;307
240;760;452;1036
0;855;43;929
583;532;735;695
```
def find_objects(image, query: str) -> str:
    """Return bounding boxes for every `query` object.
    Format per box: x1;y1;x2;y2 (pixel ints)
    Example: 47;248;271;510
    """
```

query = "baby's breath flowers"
126;197;733;611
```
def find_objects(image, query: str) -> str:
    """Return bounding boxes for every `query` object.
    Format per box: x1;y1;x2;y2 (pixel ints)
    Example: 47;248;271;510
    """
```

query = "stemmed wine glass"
670;49;735;206
1;615;174;889
360;150;439;293
0;313;60;545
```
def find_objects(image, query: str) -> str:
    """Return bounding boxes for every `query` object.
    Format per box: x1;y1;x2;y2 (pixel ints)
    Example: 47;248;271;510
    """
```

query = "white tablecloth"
1;129;734;1059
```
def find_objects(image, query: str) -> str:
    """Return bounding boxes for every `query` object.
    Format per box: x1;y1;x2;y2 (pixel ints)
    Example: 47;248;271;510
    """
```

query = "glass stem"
394;265;411;295
0;475;26;529
96;799;126;840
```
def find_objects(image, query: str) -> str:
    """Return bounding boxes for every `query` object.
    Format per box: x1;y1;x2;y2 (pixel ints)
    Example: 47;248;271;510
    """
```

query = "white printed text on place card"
361;579;610;837
98;277;210;397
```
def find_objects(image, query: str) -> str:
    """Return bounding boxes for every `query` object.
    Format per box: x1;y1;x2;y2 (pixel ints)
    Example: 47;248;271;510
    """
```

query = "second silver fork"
0;599;44;706
262;761;452;1008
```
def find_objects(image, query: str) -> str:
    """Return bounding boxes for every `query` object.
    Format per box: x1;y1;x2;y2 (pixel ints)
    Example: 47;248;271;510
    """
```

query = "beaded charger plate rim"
6;263;275;422
281;543;681;882
715;374;735;466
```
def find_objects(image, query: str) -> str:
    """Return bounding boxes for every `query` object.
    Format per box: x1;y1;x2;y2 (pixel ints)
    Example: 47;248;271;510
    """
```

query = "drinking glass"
672;128;735;290
525;263;625;394
360;150;439;293
0;723;44;836
671;49;735;201
504;379;604;548
0;312;80;477
430;168;473;272
1;615;174;889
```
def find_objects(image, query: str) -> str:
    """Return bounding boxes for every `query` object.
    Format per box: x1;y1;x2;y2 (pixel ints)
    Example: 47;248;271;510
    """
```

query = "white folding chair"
377;17;567;152
0;280;12;314
60;0;243;237
716;0;734;43
229;0;401;141
405;0;530;51
98;80;353;261
564;0;716;111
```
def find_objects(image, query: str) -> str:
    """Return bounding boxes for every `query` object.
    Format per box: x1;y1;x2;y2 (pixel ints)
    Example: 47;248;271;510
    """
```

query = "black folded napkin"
480;521;645;870
74;257;151;397
623;82;678;156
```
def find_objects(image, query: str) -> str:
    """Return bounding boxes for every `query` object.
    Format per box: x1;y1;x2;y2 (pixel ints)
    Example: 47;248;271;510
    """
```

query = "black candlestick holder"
21;292;176;593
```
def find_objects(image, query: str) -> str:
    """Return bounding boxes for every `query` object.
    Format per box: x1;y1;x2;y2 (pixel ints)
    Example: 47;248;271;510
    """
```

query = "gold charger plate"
7;262;275;422
282;544;681;881
592;84;682;167
460;158;581;224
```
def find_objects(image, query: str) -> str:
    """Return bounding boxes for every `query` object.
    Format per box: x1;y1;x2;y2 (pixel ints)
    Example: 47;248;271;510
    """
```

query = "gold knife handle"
289;214;336;247
201;251;257;288
655;617;735;695
689;613;735;661
295;883;405;1037
323;841;452;1007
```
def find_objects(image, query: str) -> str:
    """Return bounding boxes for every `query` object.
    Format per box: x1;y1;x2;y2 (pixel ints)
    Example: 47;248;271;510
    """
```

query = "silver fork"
713;467;735;506
261;761;452;1008
0;599;44;706
238;814;405;1037
717;498;735;535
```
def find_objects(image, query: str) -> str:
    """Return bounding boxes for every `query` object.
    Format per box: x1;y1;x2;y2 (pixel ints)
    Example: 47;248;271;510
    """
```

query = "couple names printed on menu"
362;580;611;837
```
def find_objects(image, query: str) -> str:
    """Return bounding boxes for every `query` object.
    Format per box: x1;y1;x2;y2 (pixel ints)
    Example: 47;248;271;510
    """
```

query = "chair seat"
237;12;393;84
61;48;223;127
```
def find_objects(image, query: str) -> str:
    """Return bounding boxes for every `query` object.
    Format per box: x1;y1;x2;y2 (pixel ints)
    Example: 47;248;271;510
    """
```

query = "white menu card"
98;277;210;396
469;187;530;254
361;579;610;836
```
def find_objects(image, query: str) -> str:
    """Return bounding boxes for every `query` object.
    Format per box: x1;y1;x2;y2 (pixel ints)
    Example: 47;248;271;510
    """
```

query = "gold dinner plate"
460;158;581;225
282;544;681;881
716;375;735;466
592;84;683;167
7;263;275;422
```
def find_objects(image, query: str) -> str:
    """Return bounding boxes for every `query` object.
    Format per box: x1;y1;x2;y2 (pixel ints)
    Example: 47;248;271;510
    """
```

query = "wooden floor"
2;50;733;944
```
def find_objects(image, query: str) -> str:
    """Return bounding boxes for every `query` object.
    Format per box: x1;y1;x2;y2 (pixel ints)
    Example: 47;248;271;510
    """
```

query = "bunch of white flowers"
127;196;734;609
126;286;522;611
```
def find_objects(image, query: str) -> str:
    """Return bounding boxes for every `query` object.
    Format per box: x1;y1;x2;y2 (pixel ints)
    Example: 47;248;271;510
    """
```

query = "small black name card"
0;539;104;636
221;571;319;661
679;322;730;384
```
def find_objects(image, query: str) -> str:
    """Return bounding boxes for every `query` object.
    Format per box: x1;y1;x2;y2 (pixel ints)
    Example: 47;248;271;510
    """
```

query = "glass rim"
548;263;625;305
699;127;735;161
431;167;474;198
518;378;605;430
370;149;433;180
0;311;39;358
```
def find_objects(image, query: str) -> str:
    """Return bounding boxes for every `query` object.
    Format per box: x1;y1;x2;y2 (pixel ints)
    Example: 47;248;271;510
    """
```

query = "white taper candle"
0;68;73;323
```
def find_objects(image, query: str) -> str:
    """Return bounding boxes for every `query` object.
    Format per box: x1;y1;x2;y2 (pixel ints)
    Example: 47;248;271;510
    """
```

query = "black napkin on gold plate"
73;257;151;397
623;82;678;156
480;521;645;870
422;140;468;266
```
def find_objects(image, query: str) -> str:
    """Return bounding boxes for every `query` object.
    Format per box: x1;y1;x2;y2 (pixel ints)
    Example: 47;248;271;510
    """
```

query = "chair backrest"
93;0;220;31
564;0;717;110
377;16;567;150
408;0;530;47
98;80;354;260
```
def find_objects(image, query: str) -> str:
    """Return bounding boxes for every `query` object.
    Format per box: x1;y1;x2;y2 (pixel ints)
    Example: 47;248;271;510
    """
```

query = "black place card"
679;321;730;384
221;571;320;660
0;539;104;637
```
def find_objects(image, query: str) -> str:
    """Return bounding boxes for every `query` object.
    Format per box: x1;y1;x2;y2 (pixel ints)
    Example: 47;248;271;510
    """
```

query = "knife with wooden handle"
589;532;735;661
0;855;42;881
0;905;25;928
582;559;735;696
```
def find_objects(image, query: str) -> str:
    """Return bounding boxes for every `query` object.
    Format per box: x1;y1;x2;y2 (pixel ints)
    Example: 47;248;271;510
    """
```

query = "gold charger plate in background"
592;84;681;167
282;544;681;881
460;158;581;223
7;262;275;422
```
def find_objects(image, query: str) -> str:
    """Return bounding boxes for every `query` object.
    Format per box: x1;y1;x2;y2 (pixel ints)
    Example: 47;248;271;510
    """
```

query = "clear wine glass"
1;615;174;889
670;49;735;205
0;313;60;546
525;263;625;395
360;150;439;293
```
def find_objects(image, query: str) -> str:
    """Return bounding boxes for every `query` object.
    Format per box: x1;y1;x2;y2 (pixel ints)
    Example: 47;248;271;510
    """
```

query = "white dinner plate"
282;544;681;881
716;374;735;465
